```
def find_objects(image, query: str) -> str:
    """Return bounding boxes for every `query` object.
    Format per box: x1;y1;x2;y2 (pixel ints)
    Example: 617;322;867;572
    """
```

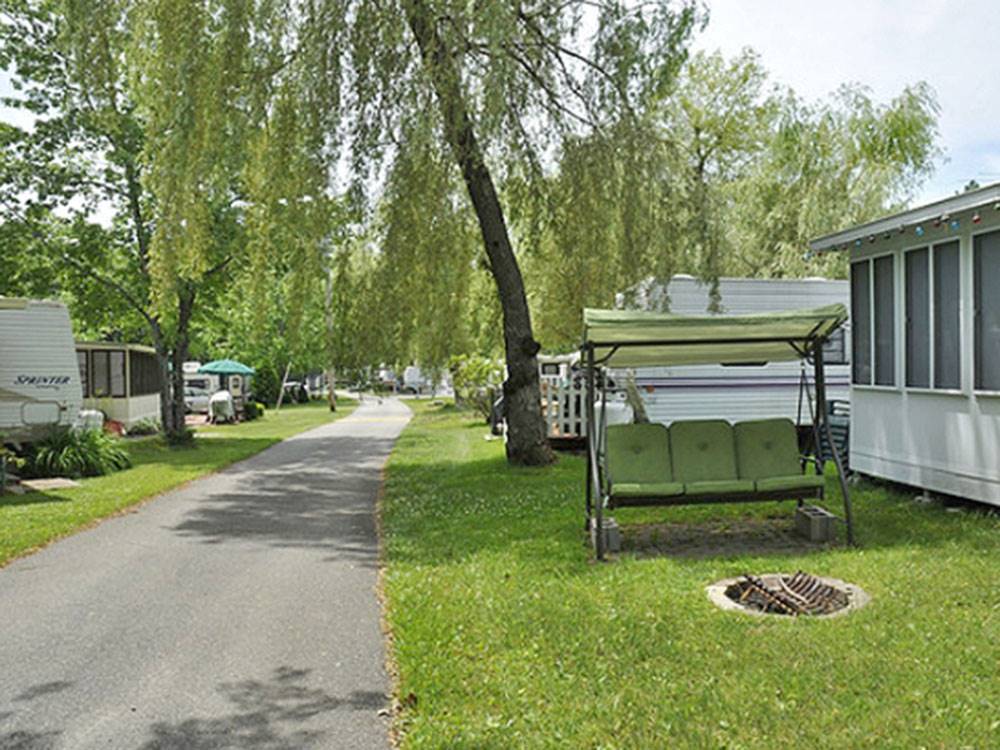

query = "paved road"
0;397;411;750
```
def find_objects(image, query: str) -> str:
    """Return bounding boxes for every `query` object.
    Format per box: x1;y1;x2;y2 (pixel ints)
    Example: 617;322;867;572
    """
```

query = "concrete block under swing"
794;504;837;542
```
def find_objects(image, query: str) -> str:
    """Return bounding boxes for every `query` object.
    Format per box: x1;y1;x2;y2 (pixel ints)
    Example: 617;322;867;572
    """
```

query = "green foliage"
126;418;161;437
25;428;132;479
448;354;502;419
244;401;265;421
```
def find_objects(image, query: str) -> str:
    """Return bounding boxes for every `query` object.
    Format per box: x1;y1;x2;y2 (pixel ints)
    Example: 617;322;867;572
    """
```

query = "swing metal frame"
582;317;855;560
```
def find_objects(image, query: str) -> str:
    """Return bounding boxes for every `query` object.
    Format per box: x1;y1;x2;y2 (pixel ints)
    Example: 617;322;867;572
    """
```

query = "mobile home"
75;342;163;429
809;182;1000;507
619;275;851;426
0;298;83;442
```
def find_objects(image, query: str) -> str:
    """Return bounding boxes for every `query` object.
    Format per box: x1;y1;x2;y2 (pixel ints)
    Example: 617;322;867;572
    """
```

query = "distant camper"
75;342;163;429
0;298;83;442
619;275;851;427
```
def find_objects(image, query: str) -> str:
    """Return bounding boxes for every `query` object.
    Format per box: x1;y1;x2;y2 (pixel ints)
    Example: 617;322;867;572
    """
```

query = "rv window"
905;247;930;388
822;328;847;365
873;255;896;386
77;351;89;398
850;261;871;384
91;351;111;397
933;241;960;389
974;230;1000;390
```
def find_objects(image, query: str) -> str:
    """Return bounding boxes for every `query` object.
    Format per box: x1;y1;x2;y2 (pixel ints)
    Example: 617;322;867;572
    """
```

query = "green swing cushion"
733;418;804;480
606;424;681;499
755;474;825;493
669;420;739;484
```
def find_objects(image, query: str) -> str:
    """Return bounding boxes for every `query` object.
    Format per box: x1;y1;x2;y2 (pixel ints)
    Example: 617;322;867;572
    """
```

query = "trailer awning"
582;304;847;367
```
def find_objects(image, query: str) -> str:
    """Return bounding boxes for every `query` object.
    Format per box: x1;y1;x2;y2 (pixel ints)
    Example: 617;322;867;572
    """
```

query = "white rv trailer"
810;181;1000;508
618;275;851;426
75;342;163;428
0;298;83;442
182;361;221;394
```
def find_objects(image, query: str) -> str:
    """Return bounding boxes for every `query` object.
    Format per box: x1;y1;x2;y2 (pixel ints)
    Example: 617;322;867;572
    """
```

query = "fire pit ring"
706;572;870;618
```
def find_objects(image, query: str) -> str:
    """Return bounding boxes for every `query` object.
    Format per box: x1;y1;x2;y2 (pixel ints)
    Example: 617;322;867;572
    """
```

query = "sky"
2;1;998;208
693;0;1000;205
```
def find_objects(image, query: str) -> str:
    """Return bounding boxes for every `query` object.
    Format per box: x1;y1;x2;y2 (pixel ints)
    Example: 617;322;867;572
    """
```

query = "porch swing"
581;304;855;560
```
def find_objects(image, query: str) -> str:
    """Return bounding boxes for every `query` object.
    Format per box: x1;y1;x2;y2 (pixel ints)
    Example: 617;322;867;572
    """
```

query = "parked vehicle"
182;361;221;394
619;275;851;428
0;298;83;443
184;385;212;414
401;365;428;394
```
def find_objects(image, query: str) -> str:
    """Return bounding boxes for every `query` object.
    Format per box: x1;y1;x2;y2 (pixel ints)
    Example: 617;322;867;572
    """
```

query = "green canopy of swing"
582;304;848;368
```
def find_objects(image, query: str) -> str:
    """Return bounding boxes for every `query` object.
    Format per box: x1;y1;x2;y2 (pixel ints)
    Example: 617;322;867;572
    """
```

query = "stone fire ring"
706;574;871;619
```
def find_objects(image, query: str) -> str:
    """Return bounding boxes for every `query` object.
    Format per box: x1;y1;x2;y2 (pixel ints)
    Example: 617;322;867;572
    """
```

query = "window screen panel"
874;255;896;386
129;352;163;396
851;262;872;384
933;241;961;389
905;248;930;388
91;352;111;397
77;351;89;398
110;351;126;397
975;231;1000;390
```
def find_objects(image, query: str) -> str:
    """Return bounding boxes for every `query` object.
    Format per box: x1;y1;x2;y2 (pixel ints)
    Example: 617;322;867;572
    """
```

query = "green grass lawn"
0;398;356;567
381;402;1000;749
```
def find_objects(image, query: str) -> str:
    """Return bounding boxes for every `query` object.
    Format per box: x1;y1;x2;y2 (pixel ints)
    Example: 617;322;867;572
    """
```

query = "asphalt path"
0;397;411;750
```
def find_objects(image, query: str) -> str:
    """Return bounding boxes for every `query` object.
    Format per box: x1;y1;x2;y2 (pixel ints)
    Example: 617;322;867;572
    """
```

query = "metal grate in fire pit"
706;572;869;618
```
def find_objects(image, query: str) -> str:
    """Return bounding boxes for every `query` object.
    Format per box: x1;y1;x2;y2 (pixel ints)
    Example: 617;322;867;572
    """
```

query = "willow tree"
0;0;247;438
311;0;699;464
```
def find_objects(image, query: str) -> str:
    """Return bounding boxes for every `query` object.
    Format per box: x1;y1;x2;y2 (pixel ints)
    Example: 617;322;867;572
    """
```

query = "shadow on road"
141;666;384;750
169;435;396;568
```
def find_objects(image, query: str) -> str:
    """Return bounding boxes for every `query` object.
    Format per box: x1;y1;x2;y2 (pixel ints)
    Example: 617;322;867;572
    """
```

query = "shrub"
127;417;161;436
449;355;503;420
165;427;195;446
25;427;131;479
244;401;265;421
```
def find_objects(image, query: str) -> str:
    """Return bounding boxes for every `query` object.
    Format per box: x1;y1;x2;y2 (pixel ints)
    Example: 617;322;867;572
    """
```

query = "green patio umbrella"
197;359;255;375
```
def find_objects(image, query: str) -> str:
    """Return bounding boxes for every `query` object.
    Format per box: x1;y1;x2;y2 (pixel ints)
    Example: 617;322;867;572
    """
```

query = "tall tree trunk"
166;286;196;440
149;322;174;435
403;1;552;465
323;265;337;412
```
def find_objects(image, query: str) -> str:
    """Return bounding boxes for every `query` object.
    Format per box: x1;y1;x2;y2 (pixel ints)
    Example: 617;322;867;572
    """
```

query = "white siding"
847;206;1000;507
0;300;83;441
618;276;850;426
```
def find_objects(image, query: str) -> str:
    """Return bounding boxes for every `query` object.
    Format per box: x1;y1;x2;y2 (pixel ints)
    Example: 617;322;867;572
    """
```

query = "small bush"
127;418;161;436
25;427;132;479
244;401;265;420
449;354;503;419
165;427;195;446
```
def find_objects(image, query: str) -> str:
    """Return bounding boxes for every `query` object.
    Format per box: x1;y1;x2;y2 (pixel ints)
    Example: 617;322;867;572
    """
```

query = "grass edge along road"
380;401;1000;749
1;398;357;567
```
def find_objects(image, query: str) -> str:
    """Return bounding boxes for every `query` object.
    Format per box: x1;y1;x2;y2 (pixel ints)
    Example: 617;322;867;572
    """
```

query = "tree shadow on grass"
0;493;74;508
382;450;1000;570
169;435;398;567
141;666;384;750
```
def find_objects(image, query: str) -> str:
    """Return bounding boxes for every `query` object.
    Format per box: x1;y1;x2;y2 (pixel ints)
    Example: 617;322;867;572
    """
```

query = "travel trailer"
182;361;221;394
620;275;851;427
810;181;1000;508
0;298;83;442
76;342;163;428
